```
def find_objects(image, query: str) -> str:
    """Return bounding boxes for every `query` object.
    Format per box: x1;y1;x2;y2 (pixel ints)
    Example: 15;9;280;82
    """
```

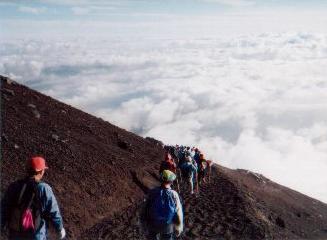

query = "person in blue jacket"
1;156;66;240
141;170;183;240
180;156;198;194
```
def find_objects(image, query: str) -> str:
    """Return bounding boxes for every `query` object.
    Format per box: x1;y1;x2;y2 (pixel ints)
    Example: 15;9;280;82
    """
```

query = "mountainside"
2;75;327;240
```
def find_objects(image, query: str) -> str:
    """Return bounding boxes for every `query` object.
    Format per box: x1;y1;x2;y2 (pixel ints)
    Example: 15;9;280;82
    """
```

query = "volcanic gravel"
2;75;327;239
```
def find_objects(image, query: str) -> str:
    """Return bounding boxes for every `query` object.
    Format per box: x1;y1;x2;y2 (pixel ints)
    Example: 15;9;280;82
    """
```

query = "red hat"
29;156;48;171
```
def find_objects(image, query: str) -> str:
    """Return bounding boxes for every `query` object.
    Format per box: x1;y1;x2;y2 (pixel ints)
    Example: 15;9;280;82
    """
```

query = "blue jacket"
141;186;183;234
1;178;64;240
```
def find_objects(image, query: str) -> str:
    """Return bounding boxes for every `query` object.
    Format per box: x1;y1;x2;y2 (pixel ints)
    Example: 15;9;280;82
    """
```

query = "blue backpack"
148;187;177;225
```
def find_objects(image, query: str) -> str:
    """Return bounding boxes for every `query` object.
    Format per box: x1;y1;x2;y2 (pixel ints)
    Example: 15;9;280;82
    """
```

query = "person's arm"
41;184;65;238
173;191;183;236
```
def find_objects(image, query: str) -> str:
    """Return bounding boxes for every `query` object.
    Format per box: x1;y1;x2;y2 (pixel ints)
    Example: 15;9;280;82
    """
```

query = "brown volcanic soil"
2;75;327;239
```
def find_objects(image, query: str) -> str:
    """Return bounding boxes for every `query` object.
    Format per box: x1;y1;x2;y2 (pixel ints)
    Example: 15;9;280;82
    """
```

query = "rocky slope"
1;75;327;239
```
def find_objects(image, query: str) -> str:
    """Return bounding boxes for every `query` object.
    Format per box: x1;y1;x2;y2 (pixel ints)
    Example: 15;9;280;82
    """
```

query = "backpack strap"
26;192;35;209
28;180;43;231
17;183;28;206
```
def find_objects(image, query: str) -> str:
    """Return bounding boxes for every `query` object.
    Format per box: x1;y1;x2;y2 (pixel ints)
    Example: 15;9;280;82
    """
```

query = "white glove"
59;228;66;239
175;225;183;237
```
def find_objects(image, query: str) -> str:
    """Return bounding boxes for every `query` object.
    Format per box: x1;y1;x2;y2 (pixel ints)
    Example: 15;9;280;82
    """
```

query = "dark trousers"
147;223;174;240
8;232;34;240
147;231;174;240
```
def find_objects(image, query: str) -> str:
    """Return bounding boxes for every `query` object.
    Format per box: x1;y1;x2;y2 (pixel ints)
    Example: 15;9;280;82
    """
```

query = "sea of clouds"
1;32;327;202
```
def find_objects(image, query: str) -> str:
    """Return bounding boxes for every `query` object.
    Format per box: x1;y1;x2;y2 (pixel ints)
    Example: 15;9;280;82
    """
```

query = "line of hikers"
162;145;213;195
141;145;213;240
1;145;213;240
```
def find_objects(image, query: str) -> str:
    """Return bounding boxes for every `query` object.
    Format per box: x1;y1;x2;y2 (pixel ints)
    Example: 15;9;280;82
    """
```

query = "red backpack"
160;159;177;173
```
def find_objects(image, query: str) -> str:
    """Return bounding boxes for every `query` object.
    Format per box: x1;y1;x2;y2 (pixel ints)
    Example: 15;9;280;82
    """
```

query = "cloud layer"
1;32;327;202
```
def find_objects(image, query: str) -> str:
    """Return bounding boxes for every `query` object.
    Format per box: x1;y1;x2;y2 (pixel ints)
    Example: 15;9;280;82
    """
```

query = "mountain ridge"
1;75;327;239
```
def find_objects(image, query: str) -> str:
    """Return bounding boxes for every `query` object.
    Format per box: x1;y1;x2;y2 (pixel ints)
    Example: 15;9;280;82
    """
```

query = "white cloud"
18;6;47;14
1;32;327;203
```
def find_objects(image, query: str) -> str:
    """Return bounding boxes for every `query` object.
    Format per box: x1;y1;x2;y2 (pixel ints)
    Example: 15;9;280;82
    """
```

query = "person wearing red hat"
159;153;177;175
159;152;180;193
1;156;66;240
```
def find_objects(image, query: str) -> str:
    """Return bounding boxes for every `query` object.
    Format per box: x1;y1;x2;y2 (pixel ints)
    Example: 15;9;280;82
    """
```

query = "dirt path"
81;170;266;240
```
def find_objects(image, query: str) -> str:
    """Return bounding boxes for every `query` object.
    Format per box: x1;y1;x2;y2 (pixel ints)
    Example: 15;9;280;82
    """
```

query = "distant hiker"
1;156;66;240
159;153;177;174
165;146;178;161
180;156;198;194
177;148;185;166
141;170;183;240
160;152;180;192
185;147;191;158
190;147;195;159
193;148;201;170
206;160;213;183
198;154;209;184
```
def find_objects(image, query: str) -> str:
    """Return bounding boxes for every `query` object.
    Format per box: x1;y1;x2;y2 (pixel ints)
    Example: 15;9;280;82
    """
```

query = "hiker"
198;154;209;184
180;156;198;194
173;145;179;161
206;160;213;183
193;148;201;170
159;153;177;174
177;147;186;169
1;156;66;240
160;152;179;192
141;170;183;240
185;147;191;158
190;147;195;159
